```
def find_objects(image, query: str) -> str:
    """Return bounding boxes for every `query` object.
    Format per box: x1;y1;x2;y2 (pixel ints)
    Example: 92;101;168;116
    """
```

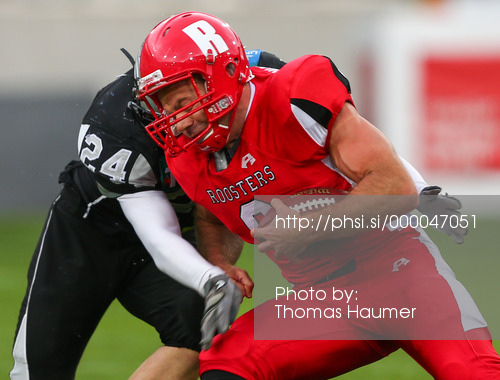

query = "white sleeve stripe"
291;104;356;185
291;104;328;147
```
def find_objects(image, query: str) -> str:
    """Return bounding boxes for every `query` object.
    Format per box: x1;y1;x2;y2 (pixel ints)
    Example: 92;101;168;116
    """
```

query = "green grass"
1;213;498;379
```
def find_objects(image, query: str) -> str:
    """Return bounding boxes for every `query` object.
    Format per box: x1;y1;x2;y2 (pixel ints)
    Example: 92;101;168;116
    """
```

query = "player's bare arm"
329;102;417;197
196;204;254;298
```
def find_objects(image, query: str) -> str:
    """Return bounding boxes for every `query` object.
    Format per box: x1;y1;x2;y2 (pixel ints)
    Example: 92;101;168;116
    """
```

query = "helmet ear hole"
225;62;236;77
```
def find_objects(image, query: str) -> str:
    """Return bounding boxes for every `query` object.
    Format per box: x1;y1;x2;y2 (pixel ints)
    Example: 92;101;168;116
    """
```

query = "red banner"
422;57;500;171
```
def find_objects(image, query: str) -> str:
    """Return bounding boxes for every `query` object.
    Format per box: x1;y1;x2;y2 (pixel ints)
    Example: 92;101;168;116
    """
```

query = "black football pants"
10;184;204;379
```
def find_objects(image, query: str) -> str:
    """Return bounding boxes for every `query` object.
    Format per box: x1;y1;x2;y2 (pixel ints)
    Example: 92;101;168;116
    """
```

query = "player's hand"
253;198;309;263
200;274;241;350
418;186;467;244
222;264;254;299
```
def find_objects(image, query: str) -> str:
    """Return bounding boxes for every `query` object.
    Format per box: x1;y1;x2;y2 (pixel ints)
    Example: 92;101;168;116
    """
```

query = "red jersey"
166;55;419;285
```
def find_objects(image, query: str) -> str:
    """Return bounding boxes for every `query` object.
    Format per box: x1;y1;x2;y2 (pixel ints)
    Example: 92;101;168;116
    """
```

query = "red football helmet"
135;12;252;154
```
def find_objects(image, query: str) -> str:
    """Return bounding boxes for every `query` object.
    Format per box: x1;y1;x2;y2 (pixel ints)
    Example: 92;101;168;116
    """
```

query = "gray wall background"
0;0;422;214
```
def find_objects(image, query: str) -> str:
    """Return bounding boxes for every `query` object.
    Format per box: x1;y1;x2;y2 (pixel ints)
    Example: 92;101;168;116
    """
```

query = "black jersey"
78;69;163;195
59;69;194;230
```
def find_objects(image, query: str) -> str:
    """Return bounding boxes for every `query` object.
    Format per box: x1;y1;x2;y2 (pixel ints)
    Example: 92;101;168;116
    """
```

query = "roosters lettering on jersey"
206;165;275;203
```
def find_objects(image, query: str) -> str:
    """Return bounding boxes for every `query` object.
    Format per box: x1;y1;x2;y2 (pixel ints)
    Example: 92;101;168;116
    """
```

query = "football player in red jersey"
136;12;500;380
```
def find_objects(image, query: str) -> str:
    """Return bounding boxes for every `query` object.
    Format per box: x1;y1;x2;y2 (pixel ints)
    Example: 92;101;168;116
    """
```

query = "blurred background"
1;0;499;378
2;0;500;214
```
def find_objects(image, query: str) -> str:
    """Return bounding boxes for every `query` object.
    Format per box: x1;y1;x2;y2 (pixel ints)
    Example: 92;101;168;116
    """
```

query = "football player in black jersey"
10;49;286;380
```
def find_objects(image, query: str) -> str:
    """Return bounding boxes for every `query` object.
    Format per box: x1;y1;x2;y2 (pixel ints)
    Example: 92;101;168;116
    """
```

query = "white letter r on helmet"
183;20;229;58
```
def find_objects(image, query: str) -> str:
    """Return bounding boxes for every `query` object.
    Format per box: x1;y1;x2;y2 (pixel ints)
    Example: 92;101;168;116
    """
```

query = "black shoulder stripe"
291;98;332;129
323;56;351;93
